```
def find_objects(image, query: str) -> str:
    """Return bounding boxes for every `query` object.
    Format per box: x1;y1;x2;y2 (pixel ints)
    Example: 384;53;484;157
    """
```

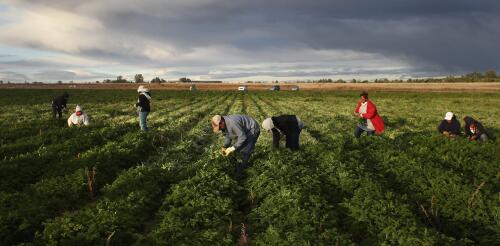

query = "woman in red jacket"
353;91;385;137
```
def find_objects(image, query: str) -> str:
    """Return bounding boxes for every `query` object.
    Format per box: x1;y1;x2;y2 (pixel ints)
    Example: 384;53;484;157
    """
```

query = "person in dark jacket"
438;112;461;137
463;116;489;142
51;92;69;118
135;85;151;131
262;115;304;150
211;114;260;177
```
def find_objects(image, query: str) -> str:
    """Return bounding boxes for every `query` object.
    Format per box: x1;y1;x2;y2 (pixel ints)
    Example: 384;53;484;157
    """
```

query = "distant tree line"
308;70;500;83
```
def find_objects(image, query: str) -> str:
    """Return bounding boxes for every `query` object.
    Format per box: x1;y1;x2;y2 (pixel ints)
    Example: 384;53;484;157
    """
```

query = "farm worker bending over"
135;85;151;131
262;115;304;150
438;112;461;138
463;116;489;142
353;91;384;137
211;114;260;177
67;105;90;127
51;91;69;118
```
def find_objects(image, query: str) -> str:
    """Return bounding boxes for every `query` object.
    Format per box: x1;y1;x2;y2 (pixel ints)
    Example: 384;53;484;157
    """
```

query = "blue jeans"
139;111;149;131
355;126;374;138
240;128;260;163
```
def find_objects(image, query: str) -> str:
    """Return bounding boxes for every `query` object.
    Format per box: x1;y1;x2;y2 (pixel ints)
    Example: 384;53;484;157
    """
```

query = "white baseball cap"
75;105;82;112
444;112;454;120
262;118;274;131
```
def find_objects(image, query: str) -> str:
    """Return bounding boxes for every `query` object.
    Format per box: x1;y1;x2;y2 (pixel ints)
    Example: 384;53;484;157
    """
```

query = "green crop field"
0;89;498;245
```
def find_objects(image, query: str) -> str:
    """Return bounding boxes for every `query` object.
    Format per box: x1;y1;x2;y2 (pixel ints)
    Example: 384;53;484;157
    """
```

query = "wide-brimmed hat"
137;85;149;93
211;115;222;133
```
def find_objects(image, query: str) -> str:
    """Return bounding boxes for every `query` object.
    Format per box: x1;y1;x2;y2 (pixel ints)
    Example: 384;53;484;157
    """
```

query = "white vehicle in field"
238;86;248;91
291;85;300;91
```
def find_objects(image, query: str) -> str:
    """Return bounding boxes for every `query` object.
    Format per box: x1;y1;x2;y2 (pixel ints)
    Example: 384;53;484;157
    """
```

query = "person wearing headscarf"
67;105;90;127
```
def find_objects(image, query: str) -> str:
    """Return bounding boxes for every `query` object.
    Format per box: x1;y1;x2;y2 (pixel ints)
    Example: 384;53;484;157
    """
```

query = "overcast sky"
0;0;499;82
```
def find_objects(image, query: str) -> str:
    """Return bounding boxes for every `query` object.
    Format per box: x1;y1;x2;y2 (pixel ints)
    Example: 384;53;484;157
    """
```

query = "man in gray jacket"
211;114;260;177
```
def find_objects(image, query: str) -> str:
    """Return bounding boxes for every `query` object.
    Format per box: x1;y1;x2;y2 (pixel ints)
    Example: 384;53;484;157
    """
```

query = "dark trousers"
52;105;62;118
236;129;260;175
354;126;374;138
285;129;301;150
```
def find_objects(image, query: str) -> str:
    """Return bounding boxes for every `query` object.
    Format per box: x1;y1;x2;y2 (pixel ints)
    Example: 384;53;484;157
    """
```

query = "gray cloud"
0;71;30;81
1;0;499;81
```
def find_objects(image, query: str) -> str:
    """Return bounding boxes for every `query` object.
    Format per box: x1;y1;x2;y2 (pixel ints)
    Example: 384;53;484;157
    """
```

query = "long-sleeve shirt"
271;115;301;148
438;119;461;135
464;120;487;138
67;112;90;127
135;92;151;112
52;95;68;109
222;115;259;150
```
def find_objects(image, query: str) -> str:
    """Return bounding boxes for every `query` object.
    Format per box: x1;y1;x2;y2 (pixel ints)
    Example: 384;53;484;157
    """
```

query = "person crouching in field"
135;86;151;131
438;112;461;138
52;92;69;118
211;114;260;178
262;115;304;150
353;91;384;137
463;116;489;142
67;105;90;127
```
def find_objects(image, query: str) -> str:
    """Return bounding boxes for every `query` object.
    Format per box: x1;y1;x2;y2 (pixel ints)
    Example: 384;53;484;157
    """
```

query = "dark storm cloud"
4;0;500;78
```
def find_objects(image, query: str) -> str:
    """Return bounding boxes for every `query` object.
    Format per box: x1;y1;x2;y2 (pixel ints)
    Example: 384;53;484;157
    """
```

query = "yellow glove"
220;147;227;156
222;146;236;156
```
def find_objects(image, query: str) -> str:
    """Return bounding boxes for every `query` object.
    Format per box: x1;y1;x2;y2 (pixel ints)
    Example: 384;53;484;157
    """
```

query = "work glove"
222;146;236;156
220;147;227;155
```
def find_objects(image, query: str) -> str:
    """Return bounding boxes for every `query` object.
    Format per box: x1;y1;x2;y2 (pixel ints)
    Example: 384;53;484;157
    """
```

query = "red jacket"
355;100;385;134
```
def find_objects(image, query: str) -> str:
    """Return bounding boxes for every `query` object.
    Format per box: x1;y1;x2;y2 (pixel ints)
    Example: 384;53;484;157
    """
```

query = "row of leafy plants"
0;93;231;245
36;93;237;245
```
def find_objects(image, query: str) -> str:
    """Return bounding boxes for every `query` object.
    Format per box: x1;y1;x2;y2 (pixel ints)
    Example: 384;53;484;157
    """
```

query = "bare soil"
1;82;499;92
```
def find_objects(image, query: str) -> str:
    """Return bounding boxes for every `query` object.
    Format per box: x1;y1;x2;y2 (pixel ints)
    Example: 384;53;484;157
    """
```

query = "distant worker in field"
135;85;151;131
463;116;489;142
262;115;304;150
353;91;384;137
438;112;461;138
51;91;69;118
211;114;260;177
67;105;90;127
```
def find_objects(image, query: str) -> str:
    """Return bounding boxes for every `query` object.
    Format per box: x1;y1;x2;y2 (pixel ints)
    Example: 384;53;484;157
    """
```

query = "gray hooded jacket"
222;115;260;150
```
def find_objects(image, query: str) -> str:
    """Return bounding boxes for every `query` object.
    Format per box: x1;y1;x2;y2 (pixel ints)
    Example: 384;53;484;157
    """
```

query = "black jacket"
463;116;487;138
271;115;300;148
438;118;461;135
52;94;68;109
136;92;151;112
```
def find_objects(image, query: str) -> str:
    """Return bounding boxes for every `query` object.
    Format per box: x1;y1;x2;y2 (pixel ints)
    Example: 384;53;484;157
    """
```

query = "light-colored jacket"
223;115;259;149
68;112;90;127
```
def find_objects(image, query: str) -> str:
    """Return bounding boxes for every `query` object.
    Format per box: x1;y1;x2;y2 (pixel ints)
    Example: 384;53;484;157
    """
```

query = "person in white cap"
262;115;304;150
211;114;260;178
135;85;151;131
67;105;90;127
438;112;461;137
